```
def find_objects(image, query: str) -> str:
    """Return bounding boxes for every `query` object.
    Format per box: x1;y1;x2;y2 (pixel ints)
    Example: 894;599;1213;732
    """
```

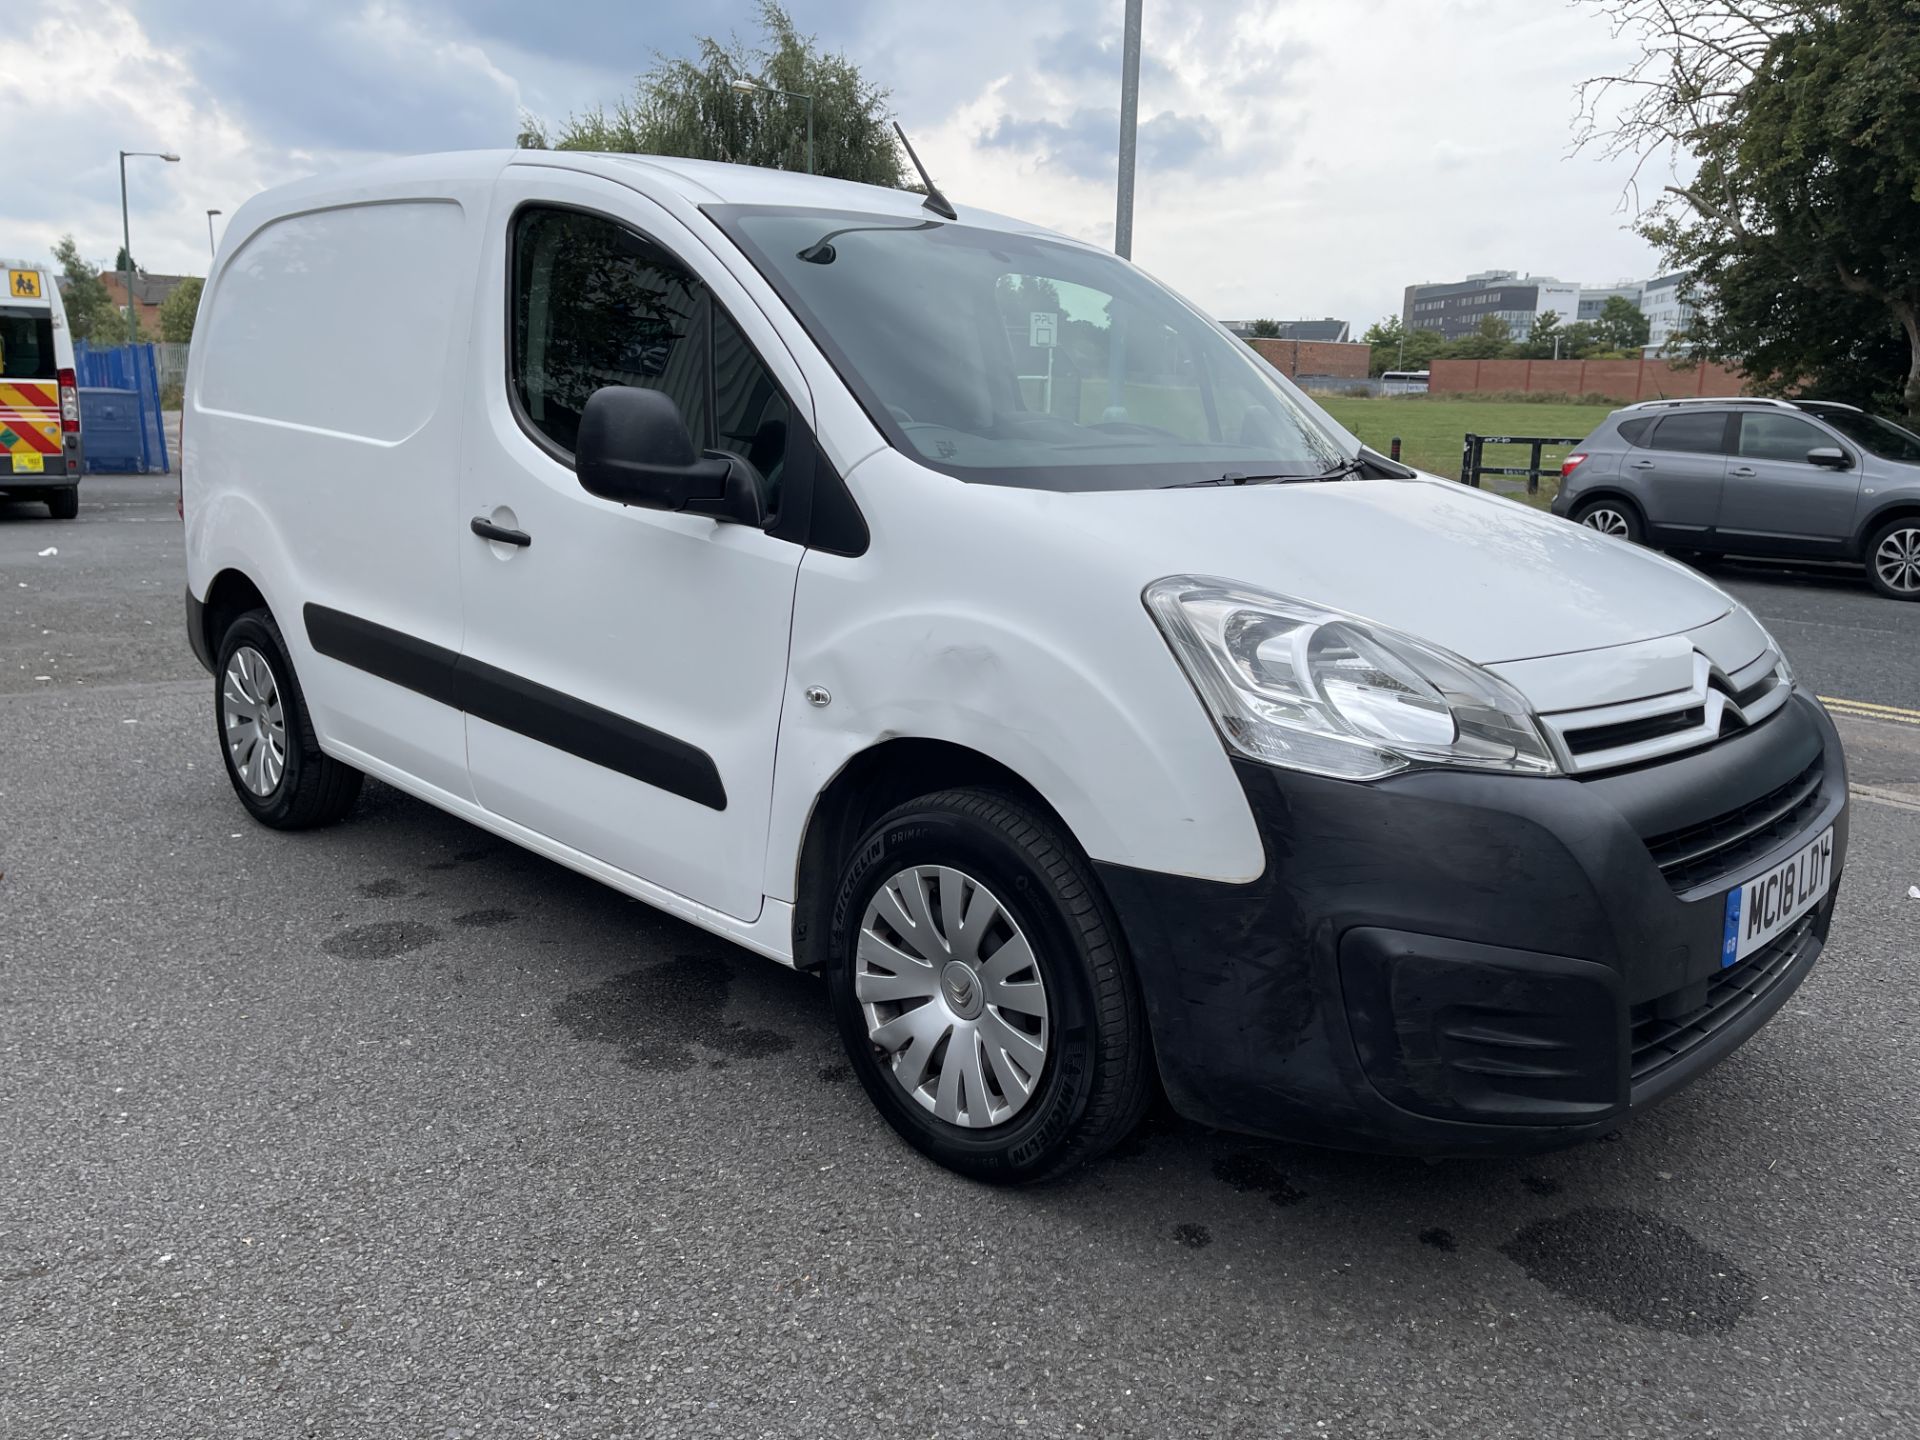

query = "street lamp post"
1113;0;1143;260
118;148;180;344
206;209;222;258
731;78;814;175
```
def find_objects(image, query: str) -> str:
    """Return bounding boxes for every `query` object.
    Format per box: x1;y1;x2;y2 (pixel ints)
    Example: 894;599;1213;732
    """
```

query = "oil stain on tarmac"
551;954;794;1073
1502;1206;1756;1336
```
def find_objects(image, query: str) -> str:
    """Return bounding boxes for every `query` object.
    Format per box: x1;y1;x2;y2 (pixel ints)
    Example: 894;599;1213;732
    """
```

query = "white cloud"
880;0;1679;327
0;0;1685;325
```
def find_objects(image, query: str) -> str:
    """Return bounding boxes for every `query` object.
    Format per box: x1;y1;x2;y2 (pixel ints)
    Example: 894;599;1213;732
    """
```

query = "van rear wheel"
825;788;1152;1184
214;608;362;828
46;488;78;520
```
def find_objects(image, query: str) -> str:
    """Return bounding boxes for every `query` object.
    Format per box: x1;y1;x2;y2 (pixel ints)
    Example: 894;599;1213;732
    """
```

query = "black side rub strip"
304;603;462;709
302;604;727;811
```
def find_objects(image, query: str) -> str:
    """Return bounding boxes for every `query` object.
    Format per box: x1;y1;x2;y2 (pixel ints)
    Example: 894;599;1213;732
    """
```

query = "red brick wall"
97;274;164;334
1250;338;1371;381
1429;357;1746;401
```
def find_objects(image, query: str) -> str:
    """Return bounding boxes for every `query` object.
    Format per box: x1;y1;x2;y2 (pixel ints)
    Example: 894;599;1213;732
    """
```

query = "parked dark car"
1554;397;1920;600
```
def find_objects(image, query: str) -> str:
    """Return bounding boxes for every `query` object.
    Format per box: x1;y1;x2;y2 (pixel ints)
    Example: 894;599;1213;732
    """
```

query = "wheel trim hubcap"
856;865;1050;1129
1583;508;1630;537
222;645;288;797
1876;527;1920;593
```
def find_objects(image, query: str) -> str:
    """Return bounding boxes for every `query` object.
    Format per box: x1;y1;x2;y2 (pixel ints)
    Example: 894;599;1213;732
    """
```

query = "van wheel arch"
201;569;272;665
791;739;1078;974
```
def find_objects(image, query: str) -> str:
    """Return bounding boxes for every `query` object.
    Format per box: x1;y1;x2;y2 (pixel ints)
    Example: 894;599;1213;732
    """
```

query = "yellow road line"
1821;695;1920;726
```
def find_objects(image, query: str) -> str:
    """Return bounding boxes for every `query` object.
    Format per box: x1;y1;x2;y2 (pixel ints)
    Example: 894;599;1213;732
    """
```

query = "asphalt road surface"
4;476;1918;1438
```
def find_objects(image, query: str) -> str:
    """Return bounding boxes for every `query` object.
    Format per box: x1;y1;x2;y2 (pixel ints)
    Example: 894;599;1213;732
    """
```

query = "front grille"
1565;705;1705;756
1542;649;1791;775
1630;915;1817;1085
1642;754;1825;893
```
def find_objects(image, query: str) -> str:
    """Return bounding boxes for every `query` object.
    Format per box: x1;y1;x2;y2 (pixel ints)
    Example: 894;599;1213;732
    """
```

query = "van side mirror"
575;385;765;526
1806;446;1851;470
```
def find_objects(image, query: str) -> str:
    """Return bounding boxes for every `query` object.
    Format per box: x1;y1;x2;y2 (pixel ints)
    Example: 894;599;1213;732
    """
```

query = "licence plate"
1722;827;1833;966
10;452;43;473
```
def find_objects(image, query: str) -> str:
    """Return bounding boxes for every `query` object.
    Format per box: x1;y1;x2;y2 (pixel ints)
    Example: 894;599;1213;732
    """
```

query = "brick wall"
1429;356;1746;402
98;275;164;334
1249;338;1372;381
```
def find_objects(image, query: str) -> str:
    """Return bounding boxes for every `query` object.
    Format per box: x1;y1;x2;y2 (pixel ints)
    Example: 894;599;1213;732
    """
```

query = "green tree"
1397;327;1447;372
1443;314;1515;360
1360;316;1445;376
52;235;121;344
1517;309;1563;359
1555;320;1603;359
1576;0;1920;415
1594;294;1651;352
523;2;905;188
157;276;203;343
1248;318;1282;338
1360;315;1402;375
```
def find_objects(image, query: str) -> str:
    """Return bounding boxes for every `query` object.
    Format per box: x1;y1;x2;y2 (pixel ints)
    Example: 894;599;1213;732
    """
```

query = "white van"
1;259;83;516
183;153;1848;1181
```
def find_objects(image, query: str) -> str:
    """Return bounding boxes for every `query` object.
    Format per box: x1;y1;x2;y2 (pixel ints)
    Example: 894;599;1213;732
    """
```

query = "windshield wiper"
1313;456;1367;482
1162;471;1312;489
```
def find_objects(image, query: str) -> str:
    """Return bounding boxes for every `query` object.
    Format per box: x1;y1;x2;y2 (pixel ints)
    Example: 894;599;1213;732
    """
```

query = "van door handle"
1728;466;1756;477
470;516;531;547
1629;460;1656;469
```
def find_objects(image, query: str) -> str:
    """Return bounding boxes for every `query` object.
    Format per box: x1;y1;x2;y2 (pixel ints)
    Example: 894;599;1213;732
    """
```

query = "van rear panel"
0;302;63;476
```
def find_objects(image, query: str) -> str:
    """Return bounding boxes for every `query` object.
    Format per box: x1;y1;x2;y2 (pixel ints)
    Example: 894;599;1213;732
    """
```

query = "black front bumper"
1097;691;1848;1156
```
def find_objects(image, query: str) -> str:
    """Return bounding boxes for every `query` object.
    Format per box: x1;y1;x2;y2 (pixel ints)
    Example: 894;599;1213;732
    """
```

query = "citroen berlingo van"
182;152;1848;1182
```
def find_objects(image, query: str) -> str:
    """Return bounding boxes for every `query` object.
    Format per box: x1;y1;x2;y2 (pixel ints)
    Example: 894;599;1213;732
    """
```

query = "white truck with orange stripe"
0;260;83;518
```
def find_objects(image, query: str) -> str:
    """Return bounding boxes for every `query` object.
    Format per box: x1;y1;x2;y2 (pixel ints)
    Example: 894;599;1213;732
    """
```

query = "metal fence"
73;342;171;474
155;342;190;396
1459;432;1583;496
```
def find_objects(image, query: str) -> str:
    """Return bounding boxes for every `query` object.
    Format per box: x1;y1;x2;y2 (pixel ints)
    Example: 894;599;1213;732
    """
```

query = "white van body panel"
769;447;1268;892
187;159;504;799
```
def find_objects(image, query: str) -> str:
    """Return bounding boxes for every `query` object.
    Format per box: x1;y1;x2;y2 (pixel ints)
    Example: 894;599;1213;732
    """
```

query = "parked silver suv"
1554;397;1920;600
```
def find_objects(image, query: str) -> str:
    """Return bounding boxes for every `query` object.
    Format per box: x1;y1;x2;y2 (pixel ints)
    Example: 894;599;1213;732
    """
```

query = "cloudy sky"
0;0;1679;328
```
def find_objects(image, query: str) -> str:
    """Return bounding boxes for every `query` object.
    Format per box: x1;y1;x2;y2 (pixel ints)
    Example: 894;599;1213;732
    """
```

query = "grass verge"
1312;395;1620;509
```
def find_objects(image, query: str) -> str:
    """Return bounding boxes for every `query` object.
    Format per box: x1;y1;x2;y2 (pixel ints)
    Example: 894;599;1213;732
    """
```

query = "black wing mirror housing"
576;385;765;526
1807;446;1851;470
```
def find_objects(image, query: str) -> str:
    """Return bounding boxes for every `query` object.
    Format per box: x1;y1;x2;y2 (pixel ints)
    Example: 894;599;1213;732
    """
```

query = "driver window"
1738;413;1829;465
511;206;709;455
510;206;791;509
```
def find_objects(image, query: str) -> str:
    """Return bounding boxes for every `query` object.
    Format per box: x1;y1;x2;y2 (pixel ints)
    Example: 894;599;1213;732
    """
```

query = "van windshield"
710;205;1348;491
0;308;56;380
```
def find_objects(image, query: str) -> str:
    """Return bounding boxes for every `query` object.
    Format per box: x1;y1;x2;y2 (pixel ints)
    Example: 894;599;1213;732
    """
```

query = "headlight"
1144;577;1559;780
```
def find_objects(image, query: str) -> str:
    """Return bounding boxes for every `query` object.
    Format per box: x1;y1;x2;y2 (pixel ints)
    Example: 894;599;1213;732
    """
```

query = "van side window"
1649;411;1731;455
712;306;790;507
511;207;712;455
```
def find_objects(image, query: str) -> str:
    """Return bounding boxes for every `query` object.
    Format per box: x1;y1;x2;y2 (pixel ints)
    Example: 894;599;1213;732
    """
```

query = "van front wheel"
214;609;362;828
825;789;1152;1184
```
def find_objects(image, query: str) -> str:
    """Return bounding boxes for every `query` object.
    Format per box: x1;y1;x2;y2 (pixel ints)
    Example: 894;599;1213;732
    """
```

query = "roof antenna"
892;122;957;221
